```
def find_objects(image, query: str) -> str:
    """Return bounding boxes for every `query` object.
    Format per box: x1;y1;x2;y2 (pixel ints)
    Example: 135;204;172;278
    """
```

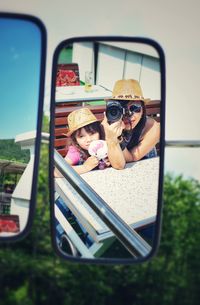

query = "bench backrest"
54;100;160;157
56;63;80;87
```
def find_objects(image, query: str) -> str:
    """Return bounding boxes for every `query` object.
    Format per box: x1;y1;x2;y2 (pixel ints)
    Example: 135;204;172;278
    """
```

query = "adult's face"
122;101;143;130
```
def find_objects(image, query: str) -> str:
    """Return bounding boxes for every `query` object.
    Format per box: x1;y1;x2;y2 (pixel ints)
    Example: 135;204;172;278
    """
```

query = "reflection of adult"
102;79;160;169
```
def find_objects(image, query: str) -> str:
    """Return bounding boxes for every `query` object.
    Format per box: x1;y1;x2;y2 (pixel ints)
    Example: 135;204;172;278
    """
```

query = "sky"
0;0;200;180
0;18;41;139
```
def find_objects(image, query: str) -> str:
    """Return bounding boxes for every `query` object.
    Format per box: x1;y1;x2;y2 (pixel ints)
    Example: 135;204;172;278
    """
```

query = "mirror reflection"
53;40;161;259
0;17;42;236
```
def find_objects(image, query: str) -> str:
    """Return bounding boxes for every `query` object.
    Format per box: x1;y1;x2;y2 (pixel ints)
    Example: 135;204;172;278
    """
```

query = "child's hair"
71;121;104;160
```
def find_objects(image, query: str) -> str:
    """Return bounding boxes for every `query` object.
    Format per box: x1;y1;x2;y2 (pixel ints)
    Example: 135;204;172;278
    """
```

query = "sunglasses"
123;104;142;117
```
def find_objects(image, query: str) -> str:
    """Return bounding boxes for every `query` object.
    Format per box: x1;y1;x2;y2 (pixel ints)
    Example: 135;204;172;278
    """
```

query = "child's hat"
65;108;98;137
106;79;150;104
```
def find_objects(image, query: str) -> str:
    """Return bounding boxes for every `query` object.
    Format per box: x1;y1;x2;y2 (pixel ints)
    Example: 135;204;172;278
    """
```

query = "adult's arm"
123;118;160;162
101;115;126;169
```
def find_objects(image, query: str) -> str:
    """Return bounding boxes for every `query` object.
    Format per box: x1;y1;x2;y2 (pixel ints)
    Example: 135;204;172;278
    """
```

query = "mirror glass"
52;39;164;261
0;17;43;237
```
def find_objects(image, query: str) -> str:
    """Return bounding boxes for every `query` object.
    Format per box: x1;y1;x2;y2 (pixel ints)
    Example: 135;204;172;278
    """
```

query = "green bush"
0;134;200;305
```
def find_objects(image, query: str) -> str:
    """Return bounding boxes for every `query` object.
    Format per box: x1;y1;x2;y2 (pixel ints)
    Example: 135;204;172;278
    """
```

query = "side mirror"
0;14;46;239
49;37;165;263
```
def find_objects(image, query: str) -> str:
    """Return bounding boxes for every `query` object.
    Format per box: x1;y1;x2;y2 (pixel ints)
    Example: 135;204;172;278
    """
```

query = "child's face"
75;127;100;150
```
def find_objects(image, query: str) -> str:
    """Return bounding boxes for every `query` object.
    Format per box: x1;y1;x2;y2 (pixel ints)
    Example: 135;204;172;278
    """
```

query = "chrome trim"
165;140;200;147
41;132;49;143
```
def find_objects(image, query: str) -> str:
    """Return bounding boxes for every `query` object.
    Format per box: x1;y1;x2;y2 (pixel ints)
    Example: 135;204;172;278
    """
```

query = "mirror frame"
49;36;166;264
0;13;47;241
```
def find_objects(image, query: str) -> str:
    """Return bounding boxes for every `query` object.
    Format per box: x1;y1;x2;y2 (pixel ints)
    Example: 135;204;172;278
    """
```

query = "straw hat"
65;108;98;137
107;79;150;104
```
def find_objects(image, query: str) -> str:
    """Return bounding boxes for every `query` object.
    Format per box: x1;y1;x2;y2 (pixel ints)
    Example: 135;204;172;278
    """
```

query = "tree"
0;128;200;305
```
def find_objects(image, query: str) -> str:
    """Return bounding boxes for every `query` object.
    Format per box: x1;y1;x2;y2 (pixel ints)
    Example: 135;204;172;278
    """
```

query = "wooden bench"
54;100;160;157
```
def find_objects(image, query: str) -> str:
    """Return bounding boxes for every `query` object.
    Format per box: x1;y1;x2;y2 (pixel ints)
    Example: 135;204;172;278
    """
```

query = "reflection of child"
64;108;108;174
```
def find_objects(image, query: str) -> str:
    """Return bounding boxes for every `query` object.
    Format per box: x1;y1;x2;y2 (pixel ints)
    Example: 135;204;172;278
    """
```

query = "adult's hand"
101;113;125;143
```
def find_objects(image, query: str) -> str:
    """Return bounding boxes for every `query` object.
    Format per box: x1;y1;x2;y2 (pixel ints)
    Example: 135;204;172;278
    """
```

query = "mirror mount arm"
54;149;151;258
41;132;50;143
165;140;200;148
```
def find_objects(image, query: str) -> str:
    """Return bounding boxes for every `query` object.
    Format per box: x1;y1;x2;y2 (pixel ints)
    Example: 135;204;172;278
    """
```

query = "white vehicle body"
1;0;200;181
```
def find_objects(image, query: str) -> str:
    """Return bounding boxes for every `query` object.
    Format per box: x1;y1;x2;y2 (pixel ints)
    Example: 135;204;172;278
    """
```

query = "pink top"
65;146;81;165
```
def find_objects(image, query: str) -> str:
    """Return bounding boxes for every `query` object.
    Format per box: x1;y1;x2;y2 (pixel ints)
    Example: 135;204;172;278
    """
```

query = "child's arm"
65;155;99;174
